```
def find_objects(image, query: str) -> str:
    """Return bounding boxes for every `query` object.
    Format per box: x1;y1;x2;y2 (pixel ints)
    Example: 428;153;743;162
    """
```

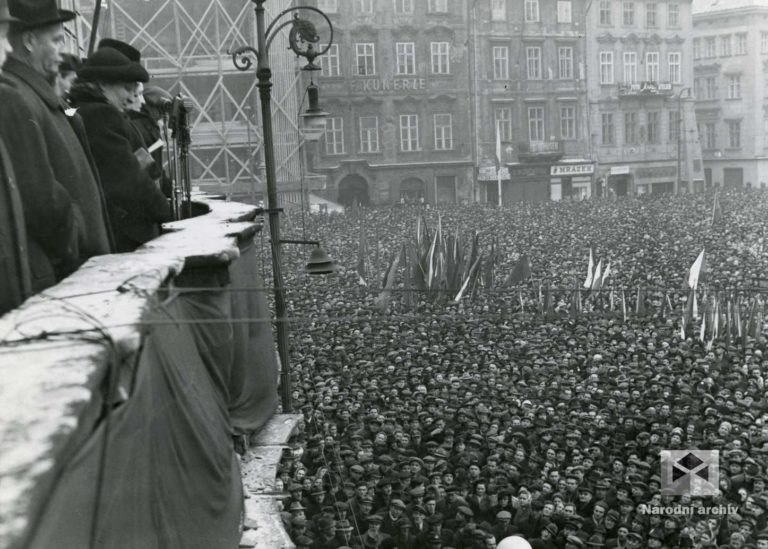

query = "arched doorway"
400;177;426;203
337;174;370;206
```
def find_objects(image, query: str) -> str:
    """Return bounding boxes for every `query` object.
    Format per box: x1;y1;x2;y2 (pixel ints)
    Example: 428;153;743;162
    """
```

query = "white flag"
591;260;603;291
583;248;594;289
688;249;705;290
601;262;611;286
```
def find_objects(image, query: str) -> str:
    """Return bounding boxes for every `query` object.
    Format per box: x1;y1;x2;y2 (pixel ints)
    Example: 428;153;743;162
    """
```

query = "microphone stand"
169;97;191;220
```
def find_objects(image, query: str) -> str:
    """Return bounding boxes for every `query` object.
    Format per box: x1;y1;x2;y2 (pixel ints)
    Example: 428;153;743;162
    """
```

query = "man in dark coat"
1;0;113;288
68;46;172;252
0;0;31;315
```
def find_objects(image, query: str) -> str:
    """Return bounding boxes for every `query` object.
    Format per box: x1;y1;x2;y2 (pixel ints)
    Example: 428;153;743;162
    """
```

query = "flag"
505;254;532;286
622;289;627;322
688;249;705;290
356;226;368;286
693;290;699;320
455;254;482;301
543;285;553;318
711;192;722;225
375;248;402;310
519;289;524;313
636;287;646;316
591;260;603;291
583;248;594;289
700;316;706;342
601;262;612;287
683;288;694;335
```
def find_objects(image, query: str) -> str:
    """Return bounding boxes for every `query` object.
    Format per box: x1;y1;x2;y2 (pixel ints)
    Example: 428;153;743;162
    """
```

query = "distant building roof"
693;0;768;15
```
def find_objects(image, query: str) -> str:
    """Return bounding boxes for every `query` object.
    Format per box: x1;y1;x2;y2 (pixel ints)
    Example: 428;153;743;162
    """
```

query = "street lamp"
231;1;333;413
676;87;692;195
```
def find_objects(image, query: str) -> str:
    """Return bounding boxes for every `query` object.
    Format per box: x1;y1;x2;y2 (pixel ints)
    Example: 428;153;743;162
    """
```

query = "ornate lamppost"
231;1;333;412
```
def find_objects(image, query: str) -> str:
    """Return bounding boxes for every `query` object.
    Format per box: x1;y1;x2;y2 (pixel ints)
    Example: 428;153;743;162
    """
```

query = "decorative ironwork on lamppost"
231;1;333;413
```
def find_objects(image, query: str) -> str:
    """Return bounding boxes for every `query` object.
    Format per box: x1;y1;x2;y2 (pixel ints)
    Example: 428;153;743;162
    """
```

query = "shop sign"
551;163;595;176
351;78;427;93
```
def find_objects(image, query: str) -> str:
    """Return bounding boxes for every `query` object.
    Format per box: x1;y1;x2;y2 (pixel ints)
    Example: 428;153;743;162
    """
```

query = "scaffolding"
71;0;311;203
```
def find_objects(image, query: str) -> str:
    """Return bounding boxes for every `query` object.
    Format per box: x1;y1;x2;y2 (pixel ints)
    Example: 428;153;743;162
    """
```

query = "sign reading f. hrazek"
551;164;595;176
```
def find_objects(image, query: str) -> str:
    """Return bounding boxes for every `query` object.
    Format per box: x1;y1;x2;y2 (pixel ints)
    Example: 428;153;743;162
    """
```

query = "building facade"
472;0;594;204
586;0;704;196
310;0;474;206
693;0;768;190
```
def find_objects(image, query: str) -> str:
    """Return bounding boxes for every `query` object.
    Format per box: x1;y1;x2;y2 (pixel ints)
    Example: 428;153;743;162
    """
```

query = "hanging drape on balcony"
25;243;278;549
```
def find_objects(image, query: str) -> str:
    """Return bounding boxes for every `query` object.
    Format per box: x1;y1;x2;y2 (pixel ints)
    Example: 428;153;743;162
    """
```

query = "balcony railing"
618;81;674;97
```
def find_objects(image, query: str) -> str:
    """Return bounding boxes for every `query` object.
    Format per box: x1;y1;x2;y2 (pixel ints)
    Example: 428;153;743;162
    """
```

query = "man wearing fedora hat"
1;0;112;290
0;0;32;315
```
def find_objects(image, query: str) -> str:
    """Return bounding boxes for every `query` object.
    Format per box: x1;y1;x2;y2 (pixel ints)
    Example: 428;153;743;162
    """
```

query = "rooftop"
693;0;768;15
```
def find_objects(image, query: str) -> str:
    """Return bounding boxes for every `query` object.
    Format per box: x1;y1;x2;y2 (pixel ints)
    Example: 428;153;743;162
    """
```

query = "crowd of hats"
273;190;768;549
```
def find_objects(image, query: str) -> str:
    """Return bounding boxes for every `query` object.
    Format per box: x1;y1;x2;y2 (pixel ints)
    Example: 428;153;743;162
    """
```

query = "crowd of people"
0;0;172;315
274;191;768;549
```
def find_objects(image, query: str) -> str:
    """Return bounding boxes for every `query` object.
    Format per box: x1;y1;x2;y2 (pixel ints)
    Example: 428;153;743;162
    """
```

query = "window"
624;112;637;144
694;78;702;98
317;0;338;12
394;0;414;15
599;1;611;25
495;107;513;142
645;52;659;82
359;117;379;153
400;114;419;151
431;42;450;74
668;52;681;84
602;113;614;145
720;35;732;57
623;2;634;26
623;52;637;83
527;46;542;80
600;51;614;84
727;75;741;99
433;114;453;150
704;37;716;58
560;105;576;139
762;32;768;54
356;0;374;14
646;3;656;27
493;46;509;80
558;46;573;79
728;120;741;148
428;0;448;13
705;76;717;99
356;43;375;75
528;107;545;141
557;1;572;23
396;42;415;75
736;33;747;55
525;0;539;22
668;3;679;27
693;38;701;60
668;111;678;142
703;122;716;149
324;117;344;155
319;44;340;77
647;112;659;144
492;0;506;21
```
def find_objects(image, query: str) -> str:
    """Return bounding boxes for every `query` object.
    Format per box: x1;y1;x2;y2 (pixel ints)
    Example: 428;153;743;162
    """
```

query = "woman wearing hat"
69;46;171;252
